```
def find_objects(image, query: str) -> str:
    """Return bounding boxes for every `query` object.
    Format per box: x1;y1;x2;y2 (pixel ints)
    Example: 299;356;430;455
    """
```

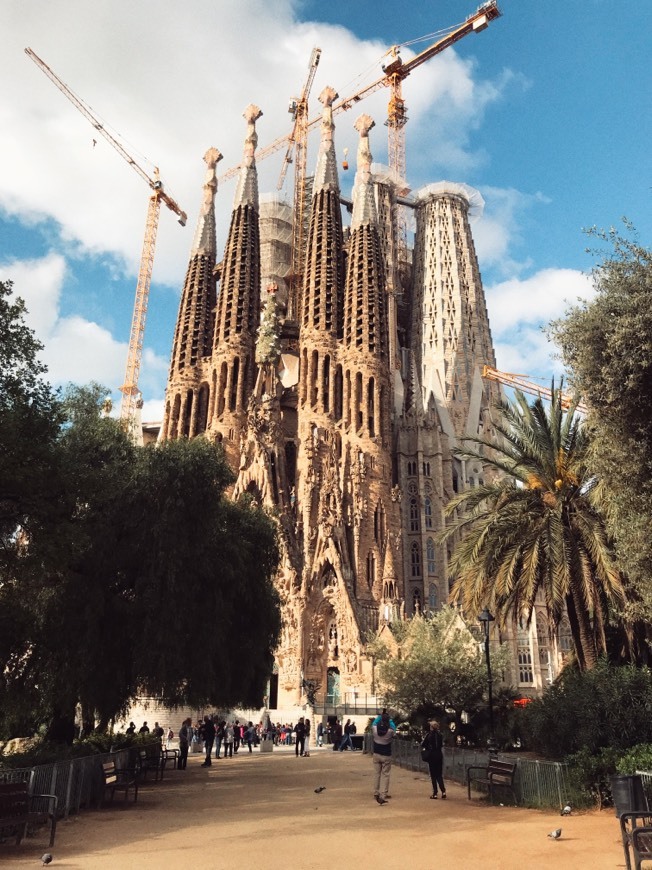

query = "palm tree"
441;385;625;670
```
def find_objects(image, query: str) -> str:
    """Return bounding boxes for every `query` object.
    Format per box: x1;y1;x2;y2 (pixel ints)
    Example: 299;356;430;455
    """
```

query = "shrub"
520;660;652;758
616;744;652;775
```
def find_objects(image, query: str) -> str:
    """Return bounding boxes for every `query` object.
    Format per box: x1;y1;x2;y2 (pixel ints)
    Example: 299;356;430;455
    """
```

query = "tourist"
304;718;311;757
332;718;343;751
233;719;241;754
215;720;225;759
224;721;234;757
372;711;395;805
421;720;446;800
166;726;174;748
178;718;191;770
153;722;164;739
200;715;216;766
245;722;256;752
126;722;136;736
317;721;324;747
294;717;306;757
139;721;150;734
339;719;353;751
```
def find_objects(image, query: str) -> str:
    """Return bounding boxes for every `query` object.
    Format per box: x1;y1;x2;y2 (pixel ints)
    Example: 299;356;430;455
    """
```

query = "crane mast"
25;47;187;435
217;2;500;283
277;47;321;318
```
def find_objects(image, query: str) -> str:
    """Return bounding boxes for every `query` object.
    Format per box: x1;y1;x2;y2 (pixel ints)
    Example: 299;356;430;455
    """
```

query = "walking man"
200;716;216;767
178;718;191;770
294;717;306;757
372;711;395;805
339;719;353;751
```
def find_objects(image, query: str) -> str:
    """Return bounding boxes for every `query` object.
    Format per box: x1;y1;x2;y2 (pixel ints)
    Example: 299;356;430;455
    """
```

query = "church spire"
233;104;262;210
312;85;339;194
191;146;222;256
351;113;378;231
161;147;222;440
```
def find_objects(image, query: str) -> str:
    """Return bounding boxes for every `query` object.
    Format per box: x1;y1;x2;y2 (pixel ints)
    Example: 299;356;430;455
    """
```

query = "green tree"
372;609;508;727
0;292;282;740
441;387;626;670
550;225;652;656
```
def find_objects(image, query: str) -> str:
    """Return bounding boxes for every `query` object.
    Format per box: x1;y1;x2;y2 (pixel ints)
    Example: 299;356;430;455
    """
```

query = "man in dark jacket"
200;716;216;767
294;717;306;757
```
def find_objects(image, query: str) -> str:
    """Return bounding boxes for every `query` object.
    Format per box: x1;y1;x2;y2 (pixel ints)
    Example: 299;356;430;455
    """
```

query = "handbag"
420;746;432;763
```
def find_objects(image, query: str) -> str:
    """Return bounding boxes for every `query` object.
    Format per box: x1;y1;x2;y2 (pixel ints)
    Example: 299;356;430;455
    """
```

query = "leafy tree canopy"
549;224;652;639
371;609;509;723
0;283;281;739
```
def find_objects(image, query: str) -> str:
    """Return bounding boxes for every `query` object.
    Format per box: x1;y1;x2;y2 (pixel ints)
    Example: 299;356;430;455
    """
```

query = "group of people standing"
371;713;446;805
175;716;259;769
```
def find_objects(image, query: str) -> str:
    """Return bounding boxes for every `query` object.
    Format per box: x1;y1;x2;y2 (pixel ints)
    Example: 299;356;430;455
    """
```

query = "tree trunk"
566;591;598;670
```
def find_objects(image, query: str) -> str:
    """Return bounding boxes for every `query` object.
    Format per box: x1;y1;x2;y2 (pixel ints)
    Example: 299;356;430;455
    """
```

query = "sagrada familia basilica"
157;88;567;712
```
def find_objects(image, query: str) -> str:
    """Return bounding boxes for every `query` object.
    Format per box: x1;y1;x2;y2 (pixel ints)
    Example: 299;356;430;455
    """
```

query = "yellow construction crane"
218;2;500;256
482;366;588;415
277;47;321;313
25;47;187;433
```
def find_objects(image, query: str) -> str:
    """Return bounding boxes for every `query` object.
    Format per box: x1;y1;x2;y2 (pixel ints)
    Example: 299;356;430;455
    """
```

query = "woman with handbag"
421;720;446;799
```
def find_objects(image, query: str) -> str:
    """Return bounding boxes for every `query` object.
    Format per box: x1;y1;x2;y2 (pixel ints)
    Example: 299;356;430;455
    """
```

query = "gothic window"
374;502;386;549
367;377;375;438
229;357;240;412
409;498;419;532
517;624;534;684
407;460;417;476
322;354;331;413
424;497;433;530
367;551;376;586
422;461;431;477
536;612;551;684
428;583;437;611
334;364;343;421
558;618;573;660
412;588;422;615
426;538;436;574
411;542;421;578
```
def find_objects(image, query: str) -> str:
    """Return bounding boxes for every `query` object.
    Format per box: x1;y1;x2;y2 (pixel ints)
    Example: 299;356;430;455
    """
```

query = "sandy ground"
3;745;626;870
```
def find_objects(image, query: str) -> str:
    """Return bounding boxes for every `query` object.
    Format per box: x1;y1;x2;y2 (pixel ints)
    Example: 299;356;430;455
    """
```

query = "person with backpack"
372;711;395;805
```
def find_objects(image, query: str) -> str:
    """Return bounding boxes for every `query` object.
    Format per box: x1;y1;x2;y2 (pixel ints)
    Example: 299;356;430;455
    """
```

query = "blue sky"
1;0;650;420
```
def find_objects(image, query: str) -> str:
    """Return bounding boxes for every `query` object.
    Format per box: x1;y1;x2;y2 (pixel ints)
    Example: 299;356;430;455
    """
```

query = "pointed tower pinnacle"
191;147;223;256
351;114;377;230
233;104;263;209
313;85;339;193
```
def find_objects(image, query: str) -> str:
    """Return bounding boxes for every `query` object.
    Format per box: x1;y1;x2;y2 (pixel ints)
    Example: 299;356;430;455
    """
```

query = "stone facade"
160;95;507;711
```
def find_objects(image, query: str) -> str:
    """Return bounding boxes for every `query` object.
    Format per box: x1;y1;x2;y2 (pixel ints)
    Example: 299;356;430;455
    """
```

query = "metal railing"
367;734;571;809
0;743;156;818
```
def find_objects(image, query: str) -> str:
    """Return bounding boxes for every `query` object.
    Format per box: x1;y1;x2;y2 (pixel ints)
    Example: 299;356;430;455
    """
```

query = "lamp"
478;608;496;752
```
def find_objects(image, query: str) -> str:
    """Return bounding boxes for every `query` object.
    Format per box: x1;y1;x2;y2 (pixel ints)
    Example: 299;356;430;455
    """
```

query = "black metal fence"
366;734;571;809
0;743;154;818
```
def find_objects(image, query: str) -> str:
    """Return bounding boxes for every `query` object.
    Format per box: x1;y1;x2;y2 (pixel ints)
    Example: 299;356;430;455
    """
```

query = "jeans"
339;733;353;751
428;755;446;796
215;737;222;758
373;752;392;799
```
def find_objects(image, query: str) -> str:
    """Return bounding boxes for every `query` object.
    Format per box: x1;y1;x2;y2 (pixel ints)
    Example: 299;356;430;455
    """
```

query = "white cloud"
486;267;595;381
1;0;515;288
0;254;168;401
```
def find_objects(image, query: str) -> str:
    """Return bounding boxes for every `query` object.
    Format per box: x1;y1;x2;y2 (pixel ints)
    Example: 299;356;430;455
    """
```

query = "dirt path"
5;746;626;869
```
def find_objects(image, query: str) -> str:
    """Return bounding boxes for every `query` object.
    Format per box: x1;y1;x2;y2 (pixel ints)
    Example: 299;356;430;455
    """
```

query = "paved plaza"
6;744;625;869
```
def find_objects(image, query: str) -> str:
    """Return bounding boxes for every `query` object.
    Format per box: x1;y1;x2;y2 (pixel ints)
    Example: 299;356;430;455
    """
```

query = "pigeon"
561;804;572;816
41;856;53;866
548;828;562;840
314;786;326;793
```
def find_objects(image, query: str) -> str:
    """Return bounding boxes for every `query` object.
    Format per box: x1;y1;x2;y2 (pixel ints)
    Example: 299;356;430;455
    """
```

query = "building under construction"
159;85;571;712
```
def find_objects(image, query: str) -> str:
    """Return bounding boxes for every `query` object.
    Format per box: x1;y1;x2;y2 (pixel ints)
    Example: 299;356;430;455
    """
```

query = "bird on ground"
561;804;572;816
314;786;326;793
548;829;562;839
41;855;53;866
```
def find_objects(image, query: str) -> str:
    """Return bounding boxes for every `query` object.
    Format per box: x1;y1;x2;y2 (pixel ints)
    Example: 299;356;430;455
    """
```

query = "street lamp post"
478;608;496;752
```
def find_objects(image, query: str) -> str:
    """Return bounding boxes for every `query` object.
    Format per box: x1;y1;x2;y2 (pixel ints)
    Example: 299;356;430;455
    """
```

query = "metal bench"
0;781;57;847
466;758;518;804
101;761;139;806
